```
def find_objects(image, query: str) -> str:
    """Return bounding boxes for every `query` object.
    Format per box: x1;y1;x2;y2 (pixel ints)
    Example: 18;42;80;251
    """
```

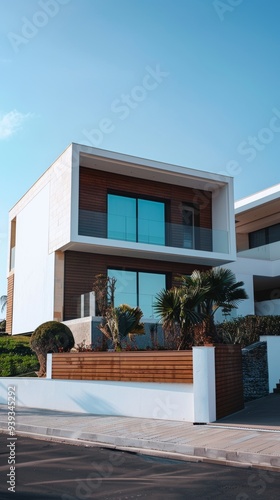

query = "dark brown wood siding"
6;274;14;334
64;251;210;320
215;345;244;419
79;167;212;249
51;351;193;383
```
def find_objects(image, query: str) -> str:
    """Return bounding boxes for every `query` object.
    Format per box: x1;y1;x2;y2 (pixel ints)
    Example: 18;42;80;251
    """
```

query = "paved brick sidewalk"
1;403;280;471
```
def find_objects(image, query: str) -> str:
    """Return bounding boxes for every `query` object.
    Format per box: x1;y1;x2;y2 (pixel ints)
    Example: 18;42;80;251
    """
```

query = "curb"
1;423;280;472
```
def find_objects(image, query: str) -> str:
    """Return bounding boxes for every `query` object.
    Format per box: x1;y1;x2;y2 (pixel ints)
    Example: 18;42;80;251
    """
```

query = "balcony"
78;209;229;254
237;240;280;261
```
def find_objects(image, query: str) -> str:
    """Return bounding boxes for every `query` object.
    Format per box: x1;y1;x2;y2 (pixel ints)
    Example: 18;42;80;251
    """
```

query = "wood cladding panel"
6;274;14;334
215;345;244;420
64;251;210;320
51;351;193;383
79;167;212;228
79;167;212;247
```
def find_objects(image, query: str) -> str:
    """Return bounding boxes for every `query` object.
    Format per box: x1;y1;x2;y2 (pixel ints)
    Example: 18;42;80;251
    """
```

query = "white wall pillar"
193;347;216;423
46;353;52;379
260;336;280;392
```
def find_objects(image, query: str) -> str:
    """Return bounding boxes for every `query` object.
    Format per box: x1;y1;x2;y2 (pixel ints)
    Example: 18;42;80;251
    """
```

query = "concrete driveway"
214;393;280;430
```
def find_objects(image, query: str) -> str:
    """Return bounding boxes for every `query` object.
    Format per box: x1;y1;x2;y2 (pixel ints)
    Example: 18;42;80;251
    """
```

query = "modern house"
221;184;280;318
6;143;236;335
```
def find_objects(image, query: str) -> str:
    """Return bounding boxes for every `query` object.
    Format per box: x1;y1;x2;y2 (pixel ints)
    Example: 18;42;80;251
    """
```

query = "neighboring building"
6;143;235;335
221;184;280;318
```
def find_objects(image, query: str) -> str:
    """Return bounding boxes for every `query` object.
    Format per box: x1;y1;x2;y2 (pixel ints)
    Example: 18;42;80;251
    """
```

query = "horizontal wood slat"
215;345;244;419
51;351;193;383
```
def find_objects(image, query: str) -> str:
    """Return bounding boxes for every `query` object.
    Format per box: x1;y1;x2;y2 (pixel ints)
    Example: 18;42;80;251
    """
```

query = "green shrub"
0;335;39;377
0;354;39;377
30;321;74;377
216;315;280;347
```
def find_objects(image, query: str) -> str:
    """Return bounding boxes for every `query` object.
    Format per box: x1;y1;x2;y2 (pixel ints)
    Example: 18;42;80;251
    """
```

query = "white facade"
7;143;236;335
12;185;55;333
223;183;280;318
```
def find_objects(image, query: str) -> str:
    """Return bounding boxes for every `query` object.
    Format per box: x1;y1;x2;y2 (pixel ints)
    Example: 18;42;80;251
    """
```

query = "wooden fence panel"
215;345;244;419
51;351;193;383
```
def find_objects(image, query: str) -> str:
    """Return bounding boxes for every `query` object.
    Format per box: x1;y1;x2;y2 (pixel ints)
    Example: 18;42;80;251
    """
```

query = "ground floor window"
107;269;166;318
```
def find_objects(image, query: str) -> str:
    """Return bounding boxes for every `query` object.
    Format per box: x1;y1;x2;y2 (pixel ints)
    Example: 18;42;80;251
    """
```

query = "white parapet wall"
0;347;219;423
259;336;280;392
0;378;194;422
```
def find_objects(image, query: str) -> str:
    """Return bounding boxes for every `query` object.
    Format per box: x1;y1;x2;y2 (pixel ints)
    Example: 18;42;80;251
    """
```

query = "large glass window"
249;223;280;249
107;194;165;245
182;205;194;249
108;269;166;318
108;195;136;241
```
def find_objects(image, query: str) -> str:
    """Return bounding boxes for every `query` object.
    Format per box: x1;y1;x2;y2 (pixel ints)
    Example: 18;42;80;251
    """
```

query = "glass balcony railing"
237;240;280;261
78;209;229;254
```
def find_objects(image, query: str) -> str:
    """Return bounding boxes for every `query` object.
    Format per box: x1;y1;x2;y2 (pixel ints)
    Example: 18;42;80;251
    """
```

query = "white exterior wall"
0;378;194;422
212;181;235;257
48;146;73;252
12;184;55;333
219;256;280;318
259;336;280;392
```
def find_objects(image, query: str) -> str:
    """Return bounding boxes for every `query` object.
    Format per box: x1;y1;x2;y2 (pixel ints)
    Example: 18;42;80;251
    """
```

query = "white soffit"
77;145;230;192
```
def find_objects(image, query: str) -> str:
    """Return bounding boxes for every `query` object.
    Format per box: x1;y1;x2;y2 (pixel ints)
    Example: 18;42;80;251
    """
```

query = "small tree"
97;304;145;351
30;321;74;377
92;274;116;316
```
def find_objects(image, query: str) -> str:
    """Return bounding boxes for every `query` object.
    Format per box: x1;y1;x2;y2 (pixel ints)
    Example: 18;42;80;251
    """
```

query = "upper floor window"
249;223;280;249
107;194;165;245
182;205;195;249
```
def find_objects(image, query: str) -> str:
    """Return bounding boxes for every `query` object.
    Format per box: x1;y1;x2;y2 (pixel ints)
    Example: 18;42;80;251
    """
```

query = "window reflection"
108;269;166;318
108;195;136;241
107;194;165;245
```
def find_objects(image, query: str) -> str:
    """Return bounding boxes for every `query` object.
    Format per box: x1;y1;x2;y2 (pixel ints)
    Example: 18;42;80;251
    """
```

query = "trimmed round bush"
30;321;74;377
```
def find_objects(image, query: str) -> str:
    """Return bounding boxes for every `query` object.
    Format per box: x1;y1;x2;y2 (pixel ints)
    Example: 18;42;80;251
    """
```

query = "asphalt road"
0;434;280;499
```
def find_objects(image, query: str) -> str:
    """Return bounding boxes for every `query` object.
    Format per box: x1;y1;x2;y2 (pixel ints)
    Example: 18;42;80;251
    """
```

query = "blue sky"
1;0;280;300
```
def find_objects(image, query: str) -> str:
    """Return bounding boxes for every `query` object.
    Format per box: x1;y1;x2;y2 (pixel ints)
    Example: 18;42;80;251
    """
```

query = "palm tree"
0;295;7;314
154;285;208;349
154;268;248;348
178;268;248;342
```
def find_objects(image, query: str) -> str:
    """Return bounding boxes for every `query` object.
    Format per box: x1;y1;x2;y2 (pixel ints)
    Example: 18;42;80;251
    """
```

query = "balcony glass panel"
238;240;280;261
78;209;229;254
138;199;165;245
